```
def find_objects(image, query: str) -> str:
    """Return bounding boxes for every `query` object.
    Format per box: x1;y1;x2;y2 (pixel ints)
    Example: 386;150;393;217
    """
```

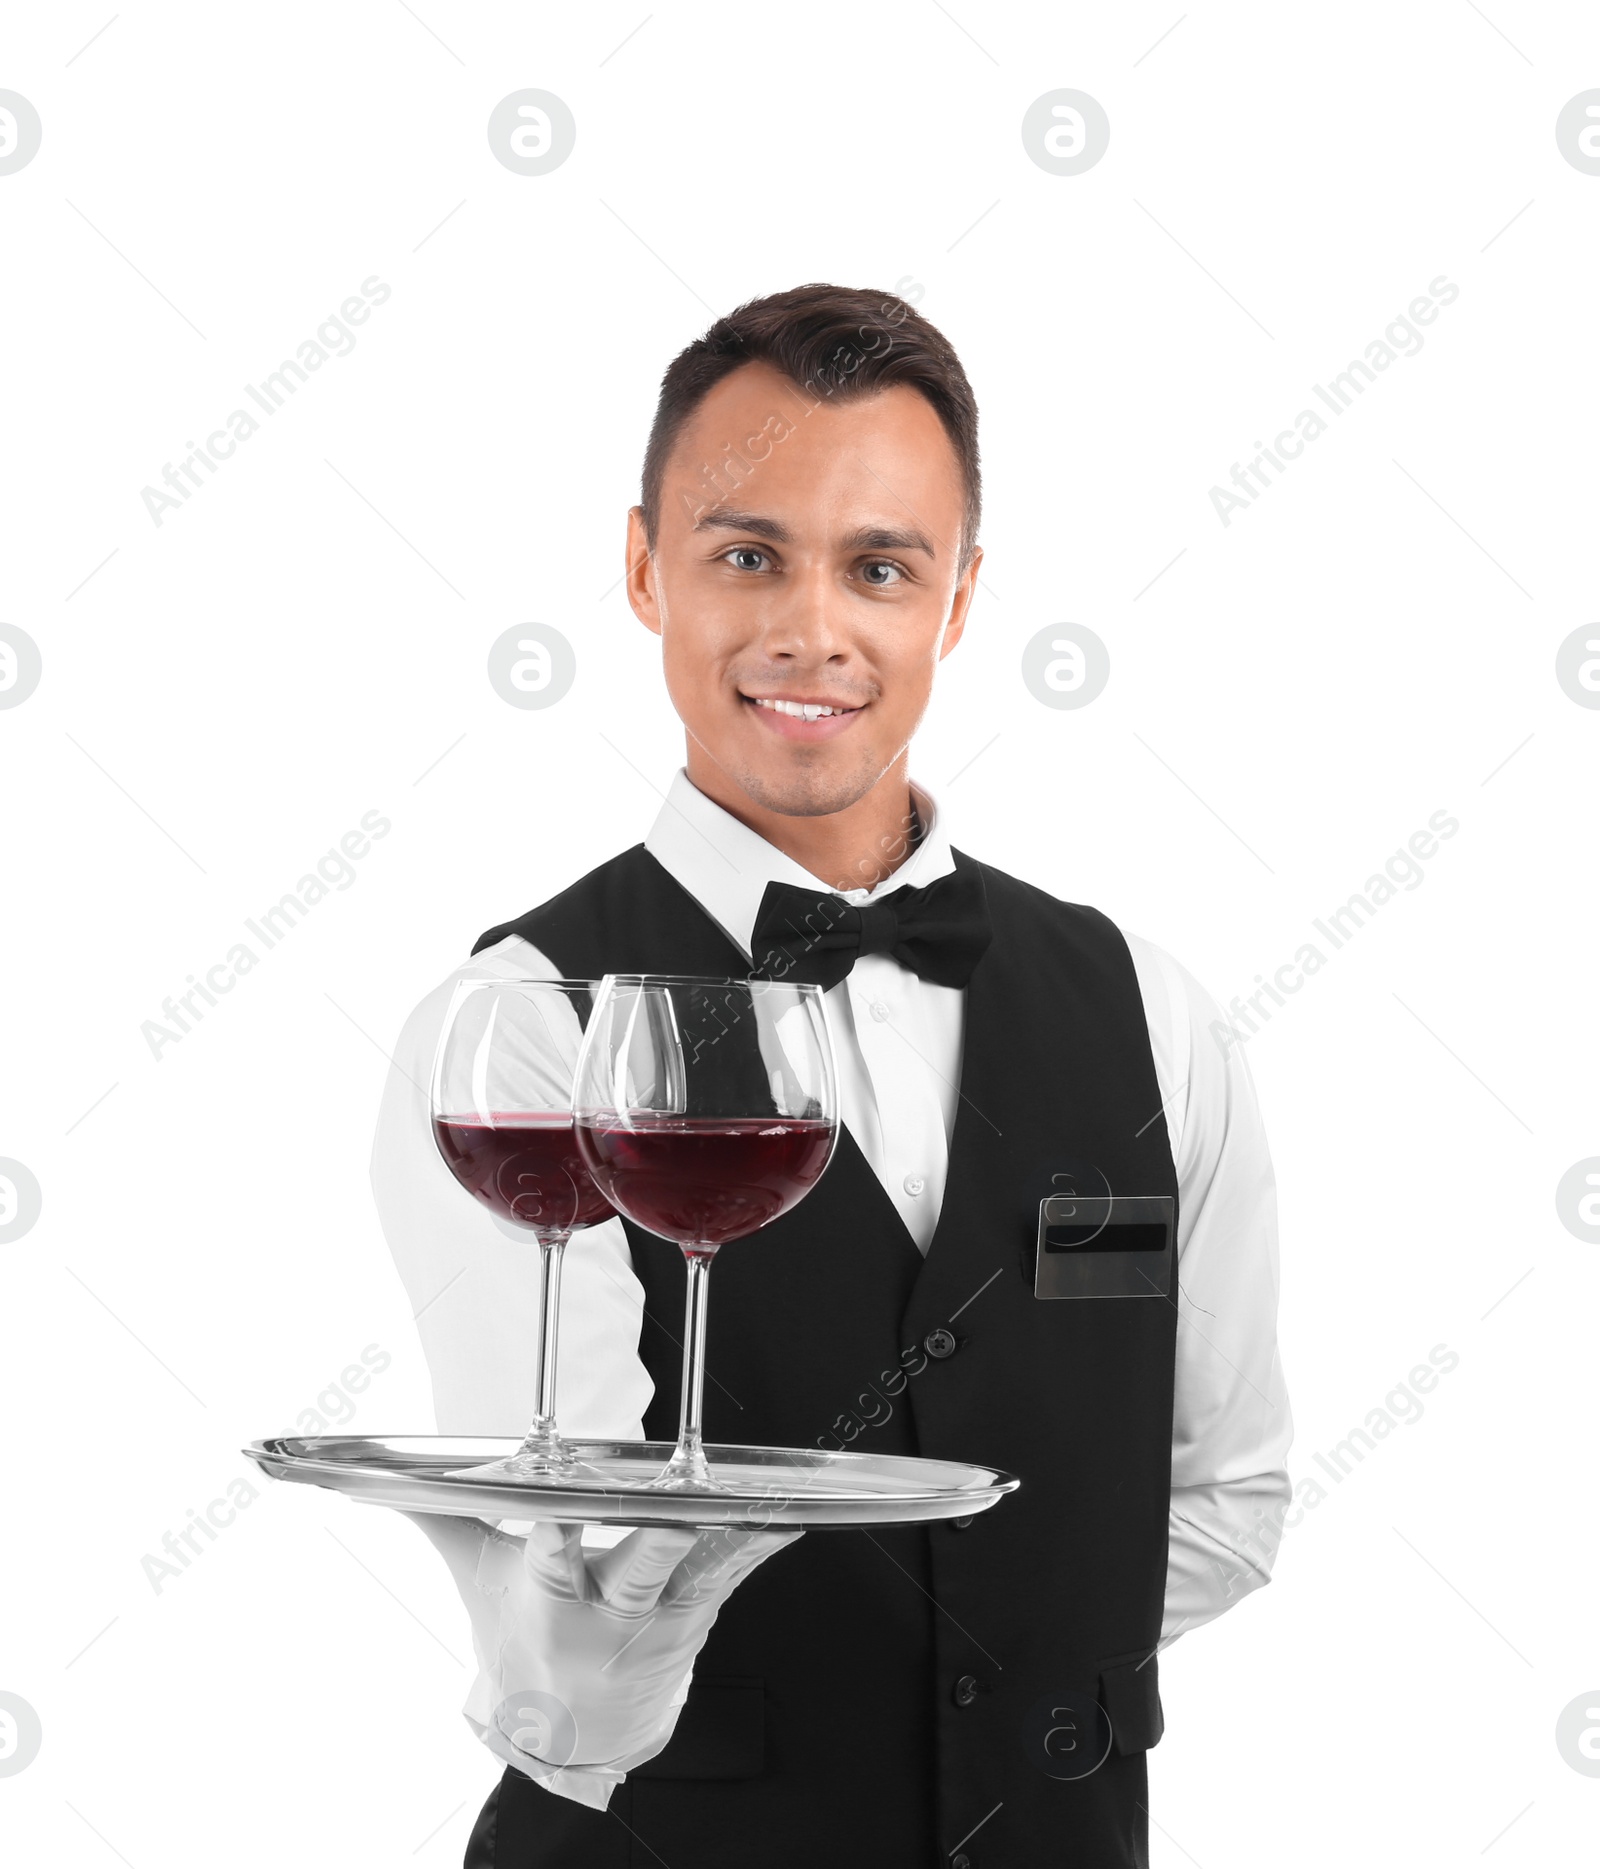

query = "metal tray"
244;1435;1019;1529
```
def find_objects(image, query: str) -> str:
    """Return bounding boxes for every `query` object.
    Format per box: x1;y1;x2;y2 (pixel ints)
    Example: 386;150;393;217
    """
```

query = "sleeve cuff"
466;1715;625;1811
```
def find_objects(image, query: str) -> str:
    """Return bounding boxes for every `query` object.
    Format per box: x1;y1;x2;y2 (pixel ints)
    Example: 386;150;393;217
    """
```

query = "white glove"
399;1512;802;1809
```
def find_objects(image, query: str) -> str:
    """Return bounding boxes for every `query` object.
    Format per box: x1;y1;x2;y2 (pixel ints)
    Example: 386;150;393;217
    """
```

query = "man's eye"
723;547;769;572
860;559;905;586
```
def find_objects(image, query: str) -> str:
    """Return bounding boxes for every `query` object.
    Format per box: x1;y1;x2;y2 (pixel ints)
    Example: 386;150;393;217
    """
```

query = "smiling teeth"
754;698;847;720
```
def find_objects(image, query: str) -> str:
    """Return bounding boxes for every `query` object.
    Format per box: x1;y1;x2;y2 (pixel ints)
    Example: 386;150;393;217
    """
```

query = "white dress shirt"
371;771;1293;1676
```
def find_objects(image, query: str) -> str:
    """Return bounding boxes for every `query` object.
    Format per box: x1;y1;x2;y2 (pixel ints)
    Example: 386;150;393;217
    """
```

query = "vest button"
952;1858;972;1869
952;1673;981;1707
924;1327;957;1359
951;1514;974;1530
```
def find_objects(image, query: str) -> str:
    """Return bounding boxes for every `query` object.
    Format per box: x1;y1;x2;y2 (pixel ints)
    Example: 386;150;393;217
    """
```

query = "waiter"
371;283;1292;1868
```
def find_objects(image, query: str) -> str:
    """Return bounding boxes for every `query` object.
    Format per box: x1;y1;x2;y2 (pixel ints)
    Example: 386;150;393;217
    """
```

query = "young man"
372;284;1292;1869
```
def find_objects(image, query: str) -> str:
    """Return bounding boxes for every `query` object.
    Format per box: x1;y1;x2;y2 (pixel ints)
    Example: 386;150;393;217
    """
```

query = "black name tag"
1033;1195;1174;1299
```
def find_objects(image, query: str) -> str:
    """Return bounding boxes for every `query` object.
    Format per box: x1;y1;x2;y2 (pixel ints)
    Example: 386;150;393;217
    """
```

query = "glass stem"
520;1231;569;1457
664;1248;714;1486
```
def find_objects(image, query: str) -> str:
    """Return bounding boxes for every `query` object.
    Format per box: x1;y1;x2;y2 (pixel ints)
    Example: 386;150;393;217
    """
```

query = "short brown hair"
640;282;981;570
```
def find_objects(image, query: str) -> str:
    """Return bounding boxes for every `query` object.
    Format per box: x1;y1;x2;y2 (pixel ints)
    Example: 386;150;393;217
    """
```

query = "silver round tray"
244;1435;1019;1529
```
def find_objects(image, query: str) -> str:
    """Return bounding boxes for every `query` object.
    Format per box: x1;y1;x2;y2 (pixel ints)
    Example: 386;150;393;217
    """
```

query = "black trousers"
464;1770;625;1867
463;1753;1152;1868
463;1768;939;1868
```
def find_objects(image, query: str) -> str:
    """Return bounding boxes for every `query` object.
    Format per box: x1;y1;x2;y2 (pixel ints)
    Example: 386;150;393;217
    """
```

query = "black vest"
462;846;1178;1869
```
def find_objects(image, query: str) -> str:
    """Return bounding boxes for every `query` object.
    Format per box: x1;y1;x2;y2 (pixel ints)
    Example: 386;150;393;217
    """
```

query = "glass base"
451;1426;595;1485
651;1443;715;1490
449;1453;579;1484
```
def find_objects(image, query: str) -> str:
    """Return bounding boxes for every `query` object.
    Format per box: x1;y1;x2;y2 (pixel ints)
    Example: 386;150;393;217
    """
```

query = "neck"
685;747;921;892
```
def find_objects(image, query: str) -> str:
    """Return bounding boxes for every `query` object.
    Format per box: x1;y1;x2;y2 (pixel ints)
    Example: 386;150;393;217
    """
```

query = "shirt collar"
643;769;957;962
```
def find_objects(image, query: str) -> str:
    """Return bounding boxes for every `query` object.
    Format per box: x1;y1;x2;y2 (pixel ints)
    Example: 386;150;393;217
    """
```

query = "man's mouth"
738;690;869;742
745;695;863;722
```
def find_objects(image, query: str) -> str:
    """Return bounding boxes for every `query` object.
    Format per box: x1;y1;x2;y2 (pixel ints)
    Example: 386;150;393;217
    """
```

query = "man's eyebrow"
691;510;937;560
691;509;793;543
840;525;936;560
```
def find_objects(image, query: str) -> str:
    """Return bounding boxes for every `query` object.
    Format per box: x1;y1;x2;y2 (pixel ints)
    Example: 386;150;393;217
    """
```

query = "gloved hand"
398;1511;802;1809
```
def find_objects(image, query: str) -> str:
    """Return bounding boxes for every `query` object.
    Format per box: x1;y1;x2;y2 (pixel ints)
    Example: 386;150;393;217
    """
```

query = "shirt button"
869;1000;890;1022
924;1328;957;1359
952;1673;981;1707
903;1172;925;1196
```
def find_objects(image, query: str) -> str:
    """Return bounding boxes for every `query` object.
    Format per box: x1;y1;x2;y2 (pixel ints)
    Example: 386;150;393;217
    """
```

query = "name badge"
1033;1194;1175;1300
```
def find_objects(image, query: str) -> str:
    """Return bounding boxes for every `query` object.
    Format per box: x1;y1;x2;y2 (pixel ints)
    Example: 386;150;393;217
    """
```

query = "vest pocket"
1095;1650;1165;1755
630;1675;766;1781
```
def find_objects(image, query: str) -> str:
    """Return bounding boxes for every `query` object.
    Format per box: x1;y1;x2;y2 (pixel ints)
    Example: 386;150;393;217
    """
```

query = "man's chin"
724;753;887;820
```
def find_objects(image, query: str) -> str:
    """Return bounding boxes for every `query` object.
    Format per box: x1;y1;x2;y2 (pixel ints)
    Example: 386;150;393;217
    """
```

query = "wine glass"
572;974;838;1489
430;977;615;1480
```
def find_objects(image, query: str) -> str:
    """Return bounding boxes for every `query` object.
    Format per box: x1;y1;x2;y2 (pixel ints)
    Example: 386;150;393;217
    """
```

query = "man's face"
626;361;980;820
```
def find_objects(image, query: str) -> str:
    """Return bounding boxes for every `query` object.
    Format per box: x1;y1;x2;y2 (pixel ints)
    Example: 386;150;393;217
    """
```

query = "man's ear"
938;544;982;660
625;507;661;637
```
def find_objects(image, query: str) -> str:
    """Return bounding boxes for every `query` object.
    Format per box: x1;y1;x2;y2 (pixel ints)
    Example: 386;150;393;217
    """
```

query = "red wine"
433;1112;617;1234
574;1115;835;1250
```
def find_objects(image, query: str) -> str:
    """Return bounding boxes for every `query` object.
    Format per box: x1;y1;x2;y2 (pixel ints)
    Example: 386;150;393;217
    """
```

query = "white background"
2;2;1597;1862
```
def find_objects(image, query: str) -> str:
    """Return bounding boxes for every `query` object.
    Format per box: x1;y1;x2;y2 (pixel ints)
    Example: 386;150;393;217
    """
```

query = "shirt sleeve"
367;935;653;1447
1125;933;1294;1646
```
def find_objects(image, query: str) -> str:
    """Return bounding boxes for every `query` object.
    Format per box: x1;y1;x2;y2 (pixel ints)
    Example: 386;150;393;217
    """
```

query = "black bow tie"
750;861;992;993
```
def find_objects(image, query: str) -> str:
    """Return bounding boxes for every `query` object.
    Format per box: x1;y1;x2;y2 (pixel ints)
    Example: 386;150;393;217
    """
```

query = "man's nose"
758;561;847;662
